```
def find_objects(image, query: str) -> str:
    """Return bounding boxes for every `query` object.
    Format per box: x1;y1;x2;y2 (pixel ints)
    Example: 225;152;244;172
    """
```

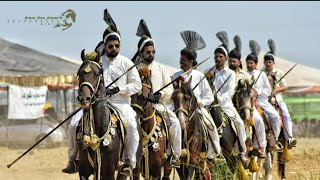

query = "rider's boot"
62;160;79;174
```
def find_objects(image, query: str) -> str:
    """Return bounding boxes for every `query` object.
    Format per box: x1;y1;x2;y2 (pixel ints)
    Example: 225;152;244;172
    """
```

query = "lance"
275;63;297;85
153;57;210;95
192;65;216;91
7;107;82;168
252;66;265;85
216;73;232;93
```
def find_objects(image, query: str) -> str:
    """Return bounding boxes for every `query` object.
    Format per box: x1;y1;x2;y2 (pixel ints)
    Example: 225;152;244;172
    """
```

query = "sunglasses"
146;50;156;55
107;44;120;49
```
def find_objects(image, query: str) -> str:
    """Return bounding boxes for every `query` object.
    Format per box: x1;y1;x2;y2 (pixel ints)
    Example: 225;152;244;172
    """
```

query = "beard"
144;56;154;63
229;64;236;70
107;51;118;58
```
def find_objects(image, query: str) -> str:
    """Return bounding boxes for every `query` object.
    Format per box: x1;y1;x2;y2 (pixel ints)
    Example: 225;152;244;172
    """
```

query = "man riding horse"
204;31;248;162
62;9;142;176
132;19;181;168
246;40;283;152
263;39;297;149
228;35;266;158
172;30;226;165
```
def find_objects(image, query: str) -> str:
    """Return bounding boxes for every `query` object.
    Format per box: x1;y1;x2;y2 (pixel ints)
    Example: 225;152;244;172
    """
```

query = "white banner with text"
8;85;48;119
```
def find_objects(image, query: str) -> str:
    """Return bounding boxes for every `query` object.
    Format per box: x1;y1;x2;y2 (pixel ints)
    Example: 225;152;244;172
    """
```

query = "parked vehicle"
0;114;65;148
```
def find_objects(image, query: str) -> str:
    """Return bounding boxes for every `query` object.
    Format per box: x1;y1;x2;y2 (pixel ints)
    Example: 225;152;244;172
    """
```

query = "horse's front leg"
79;149;93;180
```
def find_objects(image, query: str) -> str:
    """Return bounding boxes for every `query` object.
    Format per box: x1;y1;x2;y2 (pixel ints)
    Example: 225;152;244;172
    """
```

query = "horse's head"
171;76;197;129
77;49;103;109
233;78;254;123
131;67;153;118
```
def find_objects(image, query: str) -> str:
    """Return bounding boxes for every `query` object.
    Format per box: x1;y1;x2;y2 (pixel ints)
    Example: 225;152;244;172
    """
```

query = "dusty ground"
0;138;319;180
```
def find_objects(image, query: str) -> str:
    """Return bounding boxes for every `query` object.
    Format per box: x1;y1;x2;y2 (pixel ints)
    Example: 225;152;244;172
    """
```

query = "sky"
0;1;319;72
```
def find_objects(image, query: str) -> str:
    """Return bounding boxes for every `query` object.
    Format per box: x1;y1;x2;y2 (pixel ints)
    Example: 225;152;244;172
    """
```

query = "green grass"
283;95;320;122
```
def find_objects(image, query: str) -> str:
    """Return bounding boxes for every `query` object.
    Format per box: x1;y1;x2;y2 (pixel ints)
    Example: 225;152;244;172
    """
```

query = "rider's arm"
118;60;142;96
199;76;214;106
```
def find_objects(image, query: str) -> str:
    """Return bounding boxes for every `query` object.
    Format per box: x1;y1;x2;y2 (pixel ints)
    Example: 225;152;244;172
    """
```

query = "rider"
62;9;142;175
246;40;282;152
172;30;226;165
228;35;266;158
263;39;297;149
205;31;248;162
132;19;181;167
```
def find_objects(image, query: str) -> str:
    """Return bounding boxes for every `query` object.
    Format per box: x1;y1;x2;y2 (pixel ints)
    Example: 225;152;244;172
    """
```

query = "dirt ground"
0;138;319;180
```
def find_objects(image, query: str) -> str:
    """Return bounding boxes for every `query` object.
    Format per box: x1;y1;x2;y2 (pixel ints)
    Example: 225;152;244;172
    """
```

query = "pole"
7;107;82;168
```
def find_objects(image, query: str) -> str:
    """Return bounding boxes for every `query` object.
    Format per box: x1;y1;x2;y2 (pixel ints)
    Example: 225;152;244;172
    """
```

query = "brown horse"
130;67;172;180
171;77;208;180
76;50;123;180
262;72;289;180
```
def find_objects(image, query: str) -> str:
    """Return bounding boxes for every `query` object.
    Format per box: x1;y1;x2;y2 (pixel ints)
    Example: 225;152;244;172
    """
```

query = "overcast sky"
0;1;319;72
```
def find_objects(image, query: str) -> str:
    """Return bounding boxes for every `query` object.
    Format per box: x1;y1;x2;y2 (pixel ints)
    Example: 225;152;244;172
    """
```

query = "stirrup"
119;164;132;177
169;155;180;168
288;138;297;149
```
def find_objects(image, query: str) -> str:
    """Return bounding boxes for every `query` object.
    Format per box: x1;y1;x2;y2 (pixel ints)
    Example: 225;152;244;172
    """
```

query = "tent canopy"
0;38;80;87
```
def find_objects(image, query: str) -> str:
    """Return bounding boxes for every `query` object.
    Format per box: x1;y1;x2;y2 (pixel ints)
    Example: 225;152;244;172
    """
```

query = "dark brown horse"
171;77;208;180
130;67;172;180
76;50;123;180
205;72;247;179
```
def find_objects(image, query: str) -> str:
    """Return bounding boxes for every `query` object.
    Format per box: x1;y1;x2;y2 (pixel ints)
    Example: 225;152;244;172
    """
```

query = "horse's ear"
172;81;177;88
95;50;101;64
187;76;192;87
81;49;86;61
238;79;245;88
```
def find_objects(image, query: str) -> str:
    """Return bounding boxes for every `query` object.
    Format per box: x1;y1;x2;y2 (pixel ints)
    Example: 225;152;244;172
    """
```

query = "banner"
8;85;48;119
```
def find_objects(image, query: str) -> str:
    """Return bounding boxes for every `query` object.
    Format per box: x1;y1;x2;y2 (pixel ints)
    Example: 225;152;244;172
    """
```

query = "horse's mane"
180;82;198;108
138;67;151;79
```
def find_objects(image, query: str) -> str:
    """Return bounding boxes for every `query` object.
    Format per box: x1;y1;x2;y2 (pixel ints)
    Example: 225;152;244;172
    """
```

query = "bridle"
172;87;196;122
131;75;155;122
77;60;103;105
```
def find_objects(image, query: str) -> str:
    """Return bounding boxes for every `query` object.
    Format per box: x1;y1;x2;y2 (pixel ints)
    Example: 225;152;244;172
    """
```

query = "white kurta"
172;69;221;157
235;69;266;149
248;69;281;143
205;66;247;154
138;61;182;157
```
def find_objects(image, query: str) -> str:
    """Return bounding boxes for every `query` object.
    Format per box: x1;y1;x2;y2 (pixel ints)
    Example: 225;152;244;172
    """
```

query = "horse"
171;77;208;180
205;71;247;179
130;67;172;180
76;49;123;180
232;78;266;177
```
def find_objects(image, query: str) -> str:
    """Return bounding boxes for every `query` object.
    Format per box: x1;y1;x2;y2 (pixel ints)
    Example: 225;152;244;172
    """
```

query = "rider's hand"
106;86;120;96
147;92;161;104
197;102;203;108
